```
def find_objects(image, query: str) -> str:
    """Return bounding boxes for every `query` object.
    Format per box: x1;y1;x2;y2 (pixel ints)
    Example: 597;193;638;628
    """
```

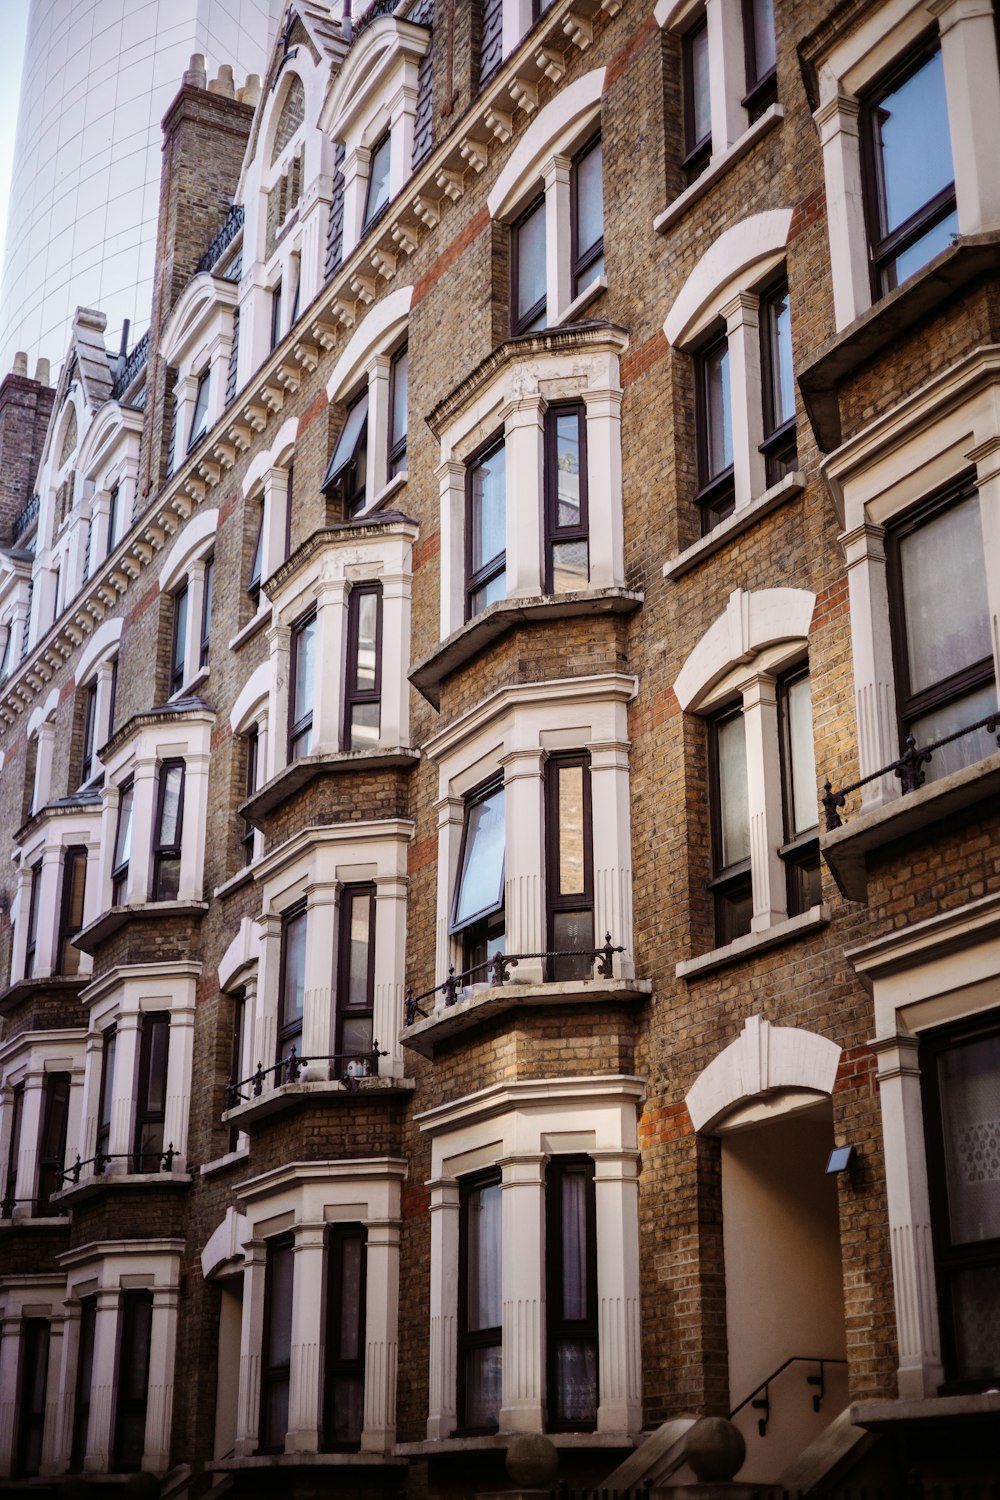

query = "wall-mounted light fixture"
825;1144;856;1175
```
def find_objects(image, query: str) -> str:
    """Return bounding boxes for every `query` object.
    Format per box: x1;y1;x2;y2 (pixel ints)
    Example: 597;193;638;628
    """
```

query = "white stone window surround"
239;53;337;379
820;345;1000;812
74;962;199;1186
432;327;627;642
810;0;1000;332
72;616;124;791
263;516;416;768
240;415;298;633
32;388;87;647
157;507;219;700
57;1239;183;1475
663;210;803;525
655;0;780;177
75;401;144;575
219;1158;406;1457
673;587;818;937
0;553;31;674
418;1074;644;1441
23;686;59;828
325;286;413;513
245;820;412;1089
0;1274;68;1479
96;708;214;913
10;803;103;986
230;664;273;868
0;1033;86;1225
487;68;607;329
160;273;240;472
425;673;637;987
318;15;432;263
846;890;1000;1399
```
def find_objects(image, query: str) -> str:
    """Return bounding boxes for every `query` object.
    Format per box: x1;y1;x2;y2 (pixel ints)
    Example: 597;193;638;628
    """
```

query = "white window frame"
673;587;820;952
75;401;144;577
324;286;413;516
418;1074;644;1440
0;1275;66;1478
72;617;123;790
240;417;298;633
0;1034;85;1224
11;804;102;986
821;346;1000;812
433;328;627;642
160;273;240;476
230;663;273;870
426;674;637;988
487;68;608;329
810;0;1000;331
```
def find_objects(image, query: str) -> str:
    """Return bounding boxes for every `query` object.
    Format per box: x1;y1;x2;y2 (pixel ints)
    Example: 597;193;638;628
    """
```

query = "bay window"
544;406;589;594
760;278;796;483
277;905;307;1066
512;196;547;334
36;1071;70;1214
545;753;594;980
451;779;506;974
571;136;604;299
133;1013;170;1172
15;1319;49;1478
323;392;368;517
57;846;88;976
344;584;382;751
459;1171;503;1432
324;1225;367;1449
336;885;376;1066
113;1290;153;1471
696;333;735;532
683;16;712;181
546;1157;598;1430
151;761;185;901
289;611;316;761
861;41;957;297
466;437;507;619
260;1235;294;1452
742;0;777;119
709;705;753;945
886;482;996;781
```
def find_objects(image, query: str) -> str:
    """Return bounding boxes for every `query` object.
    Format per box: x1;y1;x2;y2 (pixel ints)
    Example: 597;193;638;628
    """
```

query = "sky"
0;0;31;276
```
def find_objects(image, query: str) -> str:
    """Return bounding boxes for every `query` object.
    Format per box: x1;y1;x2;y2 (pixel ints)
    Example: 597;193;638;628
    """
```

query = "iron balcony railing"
62;1144;179;1184
227;1044;389;1109
403;934;626;1027
111;328;150;401
0;1190;68;1219
196;202;245;276
821;712;1000;831
11;491;40;541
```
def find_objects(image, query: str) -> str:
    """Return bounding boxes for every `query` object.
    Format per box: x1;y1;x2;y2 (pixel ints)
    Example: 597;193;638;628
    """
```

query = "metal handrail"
0;1191;69;1219
62;1144;179;1184
730;1355;848;1437
822;712;1000;831
227;1044;389;1108
404;934;626;1026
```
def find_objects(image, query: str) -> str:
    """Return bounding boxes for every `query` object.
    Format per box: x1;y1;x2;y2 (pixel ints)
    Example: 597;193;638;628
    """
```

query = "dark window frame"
343;583;383;752
36;1070;71;1214
694;330;736;533
776;665;821;918
457;1168;503;1435
544;402;590;594
187;369;211;452
170;583;188;696
14;1317;50;1477
570;134;604;299
510;193;547;336
363;132;392;232
289;610;317;762
450;774;506;973
56;845;88;975
23;860;42;979
860;34;957;299
259;1233;295;1453
387;343;408;479
758;275;797;486
276;903;307;1064
95;1026;116;1159
465;432;507;621
151;759;185;902
5;1081;24;1213
335;883;376;1065
323;391;369;517
707;702;753;946
247;503;265;604
323;1223;368;1451
199;554;213;669
71;1295;97;1471
544;752;594;981
682;15;712;182
132;1012;170;1172
270;280;283;350
741;0;778;120
106;484;120;558
111;778;134;906
241;725;259;865
885;475;994;755
545;1155;599;1432
112;1288;153;1471
81;677;99;783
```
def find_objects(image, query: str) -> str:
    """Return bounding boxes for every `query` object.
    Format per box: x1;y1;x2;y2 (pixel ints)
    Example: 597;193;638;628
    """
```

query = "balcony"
54;1143;190;1204
401;937;650;1058
821;713;1000;901
223;1044;413;1128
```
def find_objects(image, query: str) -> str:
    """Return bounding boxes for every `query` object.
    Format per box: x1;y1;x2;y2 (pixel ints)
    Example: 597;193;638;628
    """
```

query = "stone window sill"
557;276;609;326
242;746;419;826
402;976;651;1059
74;899;209;956
223;1075;415;1129
170;666;209;703
676;905;829;979
213;863;257;899
208;1453;407;1472
0;1214;70;1230
366;470;409;514
395;1431;634;1456
229;602;272;651
821;749;1000;902
662;473;805;580
200;1146;250;1177
0;973;87;1016
410;587;644;709
653;106;784;236
53;1170;192;1206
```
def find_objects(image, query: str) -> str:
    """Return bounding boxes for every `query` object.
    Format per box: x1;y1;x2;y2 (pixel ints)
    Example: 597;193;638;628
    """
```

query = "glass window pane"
552;540;589;594
267;1243;294;1367
364;135;391;225
555;1340;598;1424
346;893;372;1009
341;1015;374;1056
750;0;776;78
909;681;999;782
114;785;134;869
353;592;378;692
464;1347;502;1429
390;346;408;448
768;288;795;429
874;49;954;238
786;674;817;835
293;615;316;727
157;765;183;847
557;764;586;895
717;712;750;868
336;1237;365;1360
99;1033;116;1132
554;414;582;528
325;394;369;488
516;200;546;325
471;445;506;574
574;139;603;262
560;1170;589;1319
939;1033;1000;1247
470;571;507;616
551;910;595;978
705;342;733;479
899;493;991;695
454;787;505;927
466;1181;502;1330
690;24;711;145
889;207;958;287
950;1266;1000;1382
350;702;380;750
144;1021;169;1114
282;912;307;1025
172;587;188;680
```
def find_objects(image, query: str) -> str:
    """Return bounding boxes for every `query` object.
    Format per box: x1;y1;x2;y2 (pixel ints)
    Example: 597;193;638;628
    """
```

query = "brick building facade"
0;0;997;1492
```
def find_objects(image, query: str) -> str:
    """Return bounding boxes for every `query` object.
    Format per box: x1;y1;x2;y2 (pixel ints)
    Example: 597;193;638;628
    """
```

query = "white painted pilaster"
499;1152;546;1433
426;1176;460;1439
